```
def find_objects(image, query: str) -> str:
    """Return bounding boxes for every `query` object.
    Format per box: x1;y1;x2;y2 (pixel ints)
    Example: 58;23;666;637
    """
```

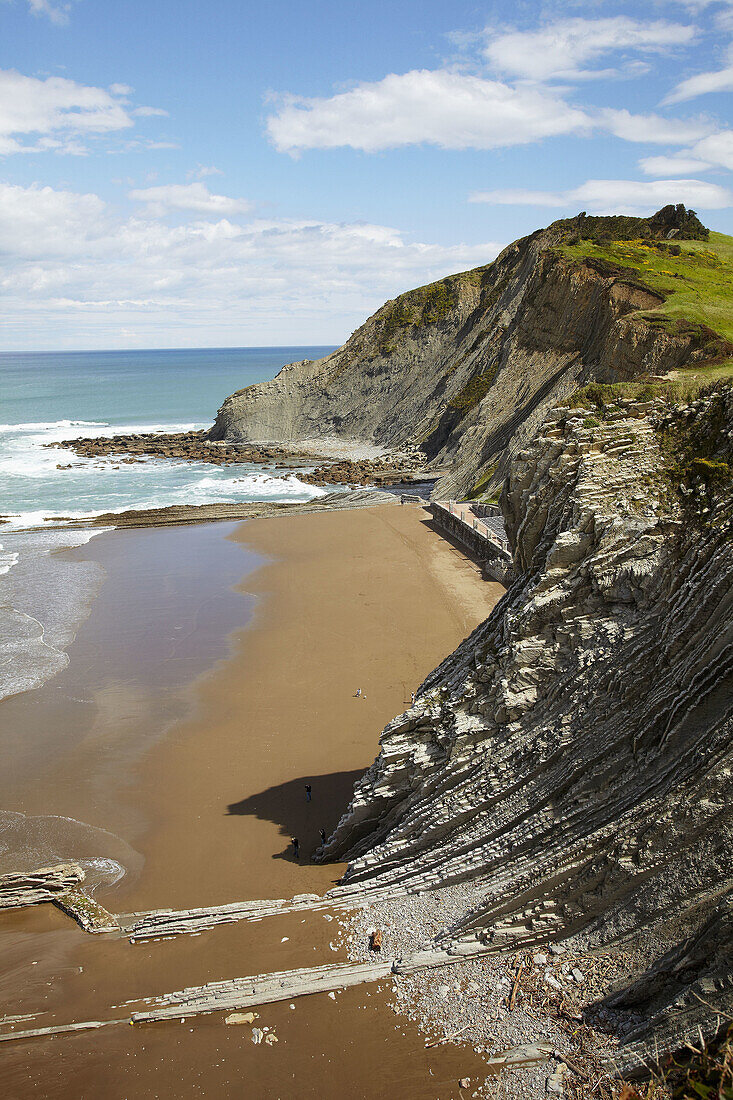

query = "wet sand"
0;505;502;1099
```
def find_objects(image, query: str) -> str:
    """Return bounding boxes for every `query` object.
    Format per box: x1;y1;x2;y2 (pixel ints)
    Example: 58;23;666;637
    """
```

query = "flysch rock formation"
320;386;733;1072
0;863;85;908
210;209;717;500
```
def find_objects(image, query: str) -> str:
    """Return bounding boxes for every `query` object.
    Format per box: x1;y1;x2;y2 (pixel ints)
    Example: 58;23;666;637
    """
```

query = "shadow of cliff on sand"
226;770;365;863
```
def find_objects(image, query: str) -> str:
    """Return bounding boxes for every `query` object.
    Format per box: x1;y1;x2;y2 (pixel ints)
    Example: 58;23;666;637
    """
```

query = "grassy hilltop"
559;215;733;386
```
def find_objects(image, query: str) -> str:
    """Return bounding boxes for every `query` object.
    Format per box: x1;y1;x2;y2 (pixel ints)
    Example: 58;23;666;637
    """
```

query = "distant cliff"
210;206;729;498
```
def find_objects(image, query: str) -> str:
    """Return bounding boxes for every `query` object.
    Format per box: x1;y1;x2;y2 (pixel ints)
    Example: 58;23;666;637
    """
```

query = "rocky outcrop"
322;386;733;1066
210;212;717;499
0;863;85;908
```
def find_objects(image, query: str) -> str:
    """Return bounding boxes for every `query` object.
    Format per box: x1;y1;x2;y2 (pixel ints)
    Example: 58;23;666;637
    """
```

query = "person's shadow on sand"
226;770;363;864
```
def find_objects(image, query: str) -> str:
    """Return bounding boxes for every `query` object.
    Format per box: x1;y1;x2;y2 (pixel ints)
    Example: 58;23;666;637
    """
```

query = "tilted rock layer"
211;218;714;498
0;863;85;908
324;387;733;1066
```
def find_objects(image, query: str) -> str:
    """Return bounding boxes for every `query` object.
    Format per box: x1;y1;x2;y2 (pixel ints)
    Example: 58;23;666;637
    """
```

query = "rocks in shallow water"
0;863;85;909
46;431;423;489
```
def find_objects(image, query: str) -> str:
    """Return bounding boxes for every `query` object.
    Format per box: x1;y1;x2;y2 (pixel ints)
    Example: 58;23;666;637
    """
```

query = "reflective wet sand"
0;506;502;1098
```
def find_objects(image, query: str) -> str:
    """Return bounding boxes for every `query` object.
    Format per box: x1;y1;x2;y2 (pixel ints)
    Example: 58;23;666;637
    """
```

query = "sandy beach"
0;503;502;1099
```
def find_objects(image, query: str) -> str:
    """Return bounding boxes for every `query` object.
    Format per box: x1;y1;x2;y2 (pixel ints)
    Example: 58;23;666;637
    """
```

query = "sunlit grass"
562;231;733;381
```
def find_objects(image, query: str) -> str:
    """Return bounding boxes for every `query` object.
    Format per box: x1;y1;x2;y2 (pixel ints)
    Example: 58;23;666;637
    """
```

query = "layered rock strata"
0;863;85;908
323;387;733;1065
210;216;718;499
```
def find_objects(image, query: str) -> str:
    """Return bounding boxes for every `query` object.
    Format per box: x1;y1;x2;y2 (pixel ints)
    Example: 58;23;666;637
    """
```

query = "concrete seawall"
428;501;513;584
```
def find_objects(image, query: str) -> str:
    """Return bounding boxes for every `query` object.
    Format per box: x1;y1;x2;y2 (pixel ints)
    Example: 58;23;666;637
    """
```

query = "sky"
2;0;733;351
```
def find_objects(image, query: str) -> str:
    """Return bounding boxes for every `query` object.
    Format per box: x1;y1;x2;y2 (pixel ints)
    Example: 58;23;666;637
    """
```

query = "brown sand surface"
0;505;502;1099
119;504;502;912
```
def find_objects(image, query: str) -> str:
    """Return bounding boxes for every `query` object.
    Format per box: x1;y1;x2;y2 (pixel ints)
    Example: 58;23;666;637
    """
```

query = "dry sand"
0;504;503;1099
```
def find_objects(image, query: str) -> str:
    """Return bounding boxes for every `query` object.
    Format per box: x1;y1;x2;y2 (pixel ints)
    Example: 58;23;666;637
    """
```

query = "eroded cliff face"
210;225;710;498
323;386;733;1065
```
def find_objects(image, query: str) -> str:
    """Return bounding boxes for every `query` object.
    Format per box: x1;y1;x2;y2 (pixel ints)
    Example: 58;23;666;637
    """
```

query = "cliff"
322;384;733;1069
210;207;731;499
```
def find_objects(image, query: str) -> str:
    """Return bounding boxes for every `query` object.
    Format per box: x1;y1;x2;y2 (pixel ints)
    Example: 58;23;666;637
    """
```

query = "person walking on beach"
411;691;416;705
305;784;312;802
354;688;362;697
291;837;299;860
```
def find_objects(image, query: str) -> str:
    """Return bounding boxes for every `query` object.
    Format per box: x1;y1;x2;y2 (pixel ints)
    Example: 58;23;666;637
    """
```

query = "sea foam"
0;527;109;702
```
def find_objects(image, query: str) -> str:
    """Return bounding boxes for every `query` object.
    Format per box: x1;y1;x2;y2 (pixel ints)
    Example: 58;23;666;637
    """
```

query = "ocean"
0;346;335;702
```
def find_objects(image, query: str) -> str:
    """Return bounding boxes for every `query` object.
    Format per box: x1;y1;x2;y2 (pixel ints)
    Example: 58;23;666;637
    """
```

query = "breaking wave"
0;809;142;891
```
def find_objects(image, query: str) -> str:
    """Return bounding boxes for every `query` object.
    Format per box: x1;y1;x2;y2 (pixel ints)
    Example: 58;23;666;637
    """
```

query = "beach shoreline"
0;486;410;532
0;503;503;1099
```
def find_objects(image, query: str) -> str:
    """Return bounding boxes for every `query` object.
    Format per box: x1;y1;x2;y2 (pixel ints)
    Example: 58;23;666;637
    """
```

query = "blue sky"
2;0;733;350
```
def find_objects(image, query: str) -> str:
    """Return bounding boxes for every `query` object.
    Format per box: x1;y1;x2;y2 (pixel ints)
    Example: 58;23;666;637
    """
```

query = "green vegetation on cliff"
560;230;733;379
373;267;490;356
448;363;500;413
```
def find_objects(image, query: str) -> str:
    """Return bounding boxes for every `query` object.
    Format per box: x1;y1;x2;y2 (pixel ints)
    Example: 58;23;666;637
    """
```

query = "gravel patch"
330;882;656;1098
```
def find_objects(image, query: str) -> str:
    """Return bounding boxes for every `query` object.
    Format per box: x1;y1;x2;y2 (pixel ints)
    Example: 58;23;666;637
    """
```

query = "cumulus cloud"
0;182;110;259
0;69;133;155
0;180;501;348
483;17;695;82
128;182;253;215
469;177;732;213
266;70;592;154
265;69;716;157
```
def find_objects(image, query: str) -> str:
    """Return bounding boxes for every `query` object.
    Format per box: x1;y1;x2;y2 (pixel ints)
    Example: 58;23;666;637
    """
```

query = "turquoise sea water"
0;346;334;703
0;346;335;527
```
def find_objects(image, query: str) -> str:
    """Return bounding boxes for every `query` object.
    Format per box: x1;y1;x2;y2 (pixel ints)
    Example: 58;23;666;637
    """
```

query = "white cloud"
599;107;712;144
132;106;169;118
664;65;733;103
27;0;72;24
469;177;732;213
640;129;733;172
128;182;253;215
640;153;713;174
663;43;733;102
0;69;133;155
483;17;695;82
0;182;110;258
187;164;224;179
693;129;733;168
266;69;592;154
265;68;716;157
0;180;501;348
114;139;179;154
